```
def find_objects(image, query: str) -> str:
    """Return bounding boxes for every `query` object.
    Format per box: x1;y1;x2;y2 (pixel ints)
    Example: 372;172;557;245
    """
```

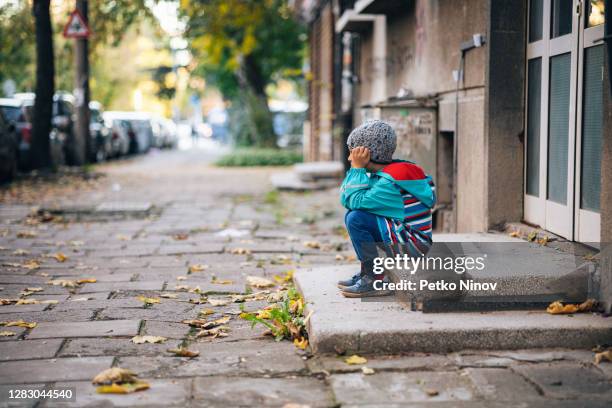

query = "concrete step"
270;172;339;191
293;161;344;182
294;265;612;354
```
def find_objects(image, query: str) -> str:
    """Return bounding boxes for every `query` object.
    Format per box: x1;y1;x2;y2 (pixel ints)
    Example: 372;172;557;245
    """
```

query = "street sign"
63;10;90;39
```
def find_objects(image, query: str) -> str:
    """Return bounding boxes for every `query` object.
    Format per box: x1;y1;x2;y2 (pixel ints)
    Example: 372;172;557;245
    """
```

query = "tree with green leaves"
180;0;305;147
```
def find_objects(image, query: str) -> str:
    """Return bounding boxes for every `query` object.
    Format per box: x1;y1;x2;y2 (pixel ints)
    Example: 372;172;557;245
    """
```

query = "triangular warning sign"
63;10;90;39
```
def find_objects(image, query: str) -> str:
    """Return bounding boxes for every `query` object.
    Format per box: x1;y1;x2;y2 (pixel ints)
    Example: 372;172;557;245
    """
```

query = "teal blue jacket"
340;160;436;221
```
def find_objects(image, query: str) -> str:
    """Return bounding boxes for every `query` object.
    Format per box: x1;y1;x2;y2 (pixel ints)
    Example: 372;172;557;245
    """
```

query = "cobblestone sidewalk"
0;149;610;407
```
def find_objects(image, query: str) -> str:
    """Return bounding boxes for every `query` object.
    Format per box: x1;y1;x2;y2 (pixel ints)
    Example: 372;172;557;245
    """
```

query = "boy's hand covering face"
349;146;370;169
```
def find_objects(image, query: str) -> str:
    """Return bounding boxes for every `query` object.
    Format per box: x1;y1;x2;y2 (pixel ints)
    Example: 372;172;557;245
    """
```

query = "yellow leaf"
131;335;167;344
199;309;214;316
22;260;41;270
546;299;597;315
136;296;160;305
0;331;16;336
246;276;275;288
188;264;207;273
345;355;367;365
53;252;68;262
361;366;375;375
92;367;139;385
15;299;39;305
212;278;233;285
1;320;36;329
595;350;612;364
293;337;308;350
303;241;321;249
76;278;97;284
96;381;150;394
167;347;199;357
47;279;78;288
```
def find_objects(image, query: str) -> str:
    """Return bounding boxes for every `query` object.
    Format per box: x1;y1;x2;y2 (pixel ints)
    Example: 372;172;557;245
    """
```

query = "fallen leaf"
293;337;308;350
174;285;190;291
76;278;97;284
116;234;131;241
345;355;367;365
188;298;207;304
361;366;375;375
189;286;202;294
167;347;199;357
197;326;230;338
0;320;36;328
211;278;233;285
230;247;251;255
188;264;207;273
246;276;275;288
212;316;231;325
41;299;58;304
136;296;160;305
92;367;139;385
22;260;41;270
17;231;38;238
172;233;189;241
303;241;321;249
425;388;439;397
176;276;187;281
547;299;597;315
159;293;178;299
15;298;39;305
199;309;215;316
208;298;231;307
96;381;150;394
131;335;167;344
12;249;30;256
181;319;208;327
47;279;78;288
70;297;91;302
52;252;68;262
25;287;43;292
509;231;520;238
595;350;612;364
69;240;84;246
0;331;16;336
0;299;18;305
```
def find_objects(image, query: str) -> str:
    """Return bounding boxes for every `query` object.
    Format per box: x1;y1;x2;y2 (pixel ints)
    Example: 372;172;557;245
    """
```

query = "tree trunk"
237;55;276;148
31;0;54;170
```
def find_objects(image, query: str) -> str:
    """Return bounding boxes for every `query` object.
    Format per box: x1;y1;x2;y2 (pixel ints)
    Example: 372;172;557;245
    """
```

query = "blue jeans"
345;210;388;262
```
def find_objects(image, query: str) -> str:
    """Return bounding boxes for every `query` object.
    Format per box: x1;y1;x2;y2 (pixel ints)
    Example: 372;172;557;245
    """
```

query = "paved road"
0;147;610;407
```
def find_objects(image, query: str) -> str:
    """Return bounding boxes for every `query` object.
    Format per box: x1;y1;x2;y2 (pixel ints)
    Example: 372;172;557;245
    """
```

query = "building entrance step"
294;265;611;354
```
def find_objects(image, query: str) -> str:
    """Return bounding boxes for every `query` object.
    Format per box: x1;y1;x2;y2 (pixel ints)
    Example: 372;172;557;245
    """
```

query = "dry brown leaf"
131;335;167;344
25;287;43;292
230;247;251;255
246;276;275;288
47;279;78;288
0;331;16;336
40;299;58;304
199;309;215;316
1;320;37;328
76;278;97;284
189;286;202;294
174;285;190;291
52;252;68;262
176;276;187;281
188;298;207;304
17;231;38;238
181;319;208;327
116;234;131;241
197;326;230;338
425;388;439;397
96;381;150;394
22;260;41;270
595;350;612;364
188;264;207;273
547;299;598;315
303;241;321;249
92;367;139;385
13;249;29;256
172;233;189;241
70;297;91;302
208;298;231;307
15;298;39;305
345;355;367;365
167;347;199;357
0;299;17;305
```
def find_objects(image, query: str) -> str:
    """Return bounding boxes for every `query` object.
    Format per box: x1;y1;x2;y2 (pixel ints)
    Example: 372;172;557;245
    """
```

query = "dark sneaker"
341;277;393;298
337;273;360;289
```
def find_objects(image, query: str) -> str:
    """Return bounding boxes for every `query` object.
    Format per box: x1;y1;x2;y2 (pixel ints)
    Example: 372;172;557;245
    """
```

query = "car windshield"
0;106;22;123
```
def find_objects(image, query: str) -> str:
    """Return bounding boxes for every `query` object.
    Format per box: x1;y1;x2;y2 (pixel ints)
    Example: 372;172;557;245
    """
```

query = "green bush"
216;148;303;167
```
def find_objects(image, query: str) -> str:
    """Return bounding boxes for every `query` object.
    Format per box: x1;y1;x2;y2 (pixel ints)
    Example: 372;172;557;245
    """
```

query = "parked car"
13;92;74;166
104;111;152;153
0;107;18;182
89;101;112;162
0;97;32;170
162;118;178;148
103;115;130;157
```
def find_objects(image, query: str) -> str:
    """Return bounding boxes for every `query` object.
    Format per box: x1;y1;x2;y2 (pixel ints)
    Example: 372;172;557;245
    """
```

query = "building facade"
299;0;612;247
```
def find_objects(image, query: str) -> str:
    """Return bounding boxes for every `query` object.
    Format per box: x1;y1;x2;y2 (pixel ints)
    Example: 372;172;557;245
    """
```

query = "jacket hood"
376;160;436;208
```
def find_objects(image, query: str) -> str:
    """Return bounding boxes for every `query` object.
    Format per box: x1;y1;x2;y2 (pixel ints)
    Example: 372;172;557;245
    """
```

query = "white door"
524;0;604;243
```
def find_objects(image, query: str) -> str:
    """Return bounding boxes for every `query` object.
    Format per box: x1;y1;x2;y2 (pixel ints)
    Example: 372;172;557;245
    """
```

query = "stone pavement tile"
192;376;333;407
120;339;306;378
167;280;246;295
43;379;192;407
0;309;94;324
55;272;136;283
0;383;45;407
450;354;516;368
140;256;186;268
0;327;25;341
69;292;110;301
52;298;142;311
465;367;543;401
59;338;181;357
0;275;50;285
330;371;475;405
98;306;199;323
307;354;455;374
595;363;612;381
513;362;612;399
225;241;294;253
0;284;70;297
483;348;595;364
78;281;165;293
142;321;191;340
0;357;113;384
85;257;149;269
28;320;140;339
0;304;49;315
0;339;63;361
158;243;224;255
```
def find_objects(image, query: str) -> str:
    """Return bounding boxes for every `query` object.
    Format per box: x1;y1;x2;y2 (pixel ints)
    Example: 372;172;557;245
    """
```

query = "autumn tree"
181;0;304;147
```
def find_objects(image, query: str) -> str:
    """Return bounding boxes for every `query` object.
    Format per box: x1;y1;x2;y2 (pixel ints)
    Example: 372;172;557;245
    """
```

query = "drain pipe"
452;33;486;231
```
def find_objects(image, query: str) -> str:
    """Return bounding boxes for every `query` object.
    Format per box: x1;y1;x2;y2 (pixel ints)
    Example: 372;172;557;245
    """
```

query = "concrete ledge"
295;265;612;354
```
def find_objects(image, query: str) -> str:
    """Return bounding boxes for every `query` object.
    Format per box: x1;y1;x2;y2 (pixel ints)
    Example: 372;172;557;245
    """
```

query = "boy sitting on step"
338;120;436;298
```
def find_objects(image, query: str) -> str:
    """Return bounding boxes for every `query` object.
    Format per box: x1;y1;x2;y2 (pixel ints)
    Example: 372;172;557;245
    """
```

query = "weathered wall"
601;47;612;313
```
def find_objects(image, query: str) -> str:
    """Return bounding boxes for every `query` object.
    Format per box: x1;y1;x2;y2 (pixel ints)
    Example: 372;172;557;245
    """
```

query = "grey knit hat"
347;120;396;164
